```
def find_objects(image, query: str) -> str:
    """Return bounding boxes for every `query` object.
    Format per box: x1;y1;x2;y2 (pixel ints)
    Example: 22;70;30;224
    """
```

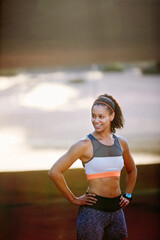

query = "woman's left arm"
119;136;137;207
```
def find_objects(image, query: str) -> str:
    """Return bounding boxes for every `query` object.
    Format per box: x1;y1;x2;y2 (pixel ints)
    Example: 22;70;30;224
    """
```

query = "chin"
94;128;103;132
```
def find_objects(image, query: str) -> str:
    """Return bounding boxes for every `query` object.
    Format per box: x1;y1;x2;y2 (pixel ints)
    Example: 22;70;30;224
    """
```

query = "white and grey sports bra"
83;134;124;180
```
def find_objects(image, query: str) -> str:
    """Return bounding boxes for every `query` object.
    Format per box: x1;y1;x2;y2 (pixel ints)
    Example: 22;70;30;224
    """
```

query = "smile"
95;125;102;128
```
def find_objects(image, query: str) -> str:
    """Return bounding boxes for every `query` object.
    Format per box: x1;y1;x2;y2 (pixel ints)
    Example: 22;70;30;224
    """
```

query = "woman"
48;93;137;240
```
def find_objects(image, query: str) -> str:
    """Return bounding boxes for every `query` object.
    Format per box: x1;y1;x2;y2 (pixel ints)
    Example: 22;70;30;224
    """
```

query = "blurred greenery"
68;79;86;84
141;62;160;75
1;61;160;76
0;68;20;77
100;63;124;72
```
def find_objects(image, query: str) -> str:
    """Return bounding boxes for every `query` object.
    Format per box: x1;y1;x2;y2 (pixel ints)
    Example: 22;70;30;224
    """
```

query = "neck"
94;130;113;140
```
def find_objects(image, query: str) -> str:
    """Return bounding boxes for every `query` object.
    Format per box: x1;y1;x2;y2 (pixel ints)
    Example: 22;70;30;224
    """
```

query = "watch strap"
123;193;132;201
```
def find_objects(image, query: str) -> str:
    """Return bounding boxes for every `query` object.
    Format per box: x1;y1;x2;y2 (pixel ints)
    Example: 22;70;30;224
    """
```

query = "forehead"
92;105;109;114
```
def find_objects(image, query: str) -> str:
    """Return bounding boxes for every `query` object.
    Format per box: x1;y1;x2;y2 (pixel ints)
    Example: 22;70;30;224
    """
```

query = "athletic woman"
48;93;137;240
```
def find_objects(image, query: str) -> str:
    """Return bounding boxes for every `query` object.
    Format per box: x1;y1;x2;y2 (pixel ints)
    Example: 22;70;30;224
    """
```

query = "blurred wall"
1;0;160;68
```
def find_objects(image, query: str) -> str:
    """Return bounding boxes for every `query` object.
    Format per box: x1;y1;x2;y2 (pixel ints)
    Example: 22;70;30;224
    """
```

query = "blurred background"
0;1;160;240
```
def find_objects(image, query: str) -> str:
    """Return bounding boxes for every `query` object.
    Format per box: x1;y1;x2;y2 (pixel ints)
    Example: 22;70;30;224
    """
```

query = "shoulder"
116;134;129;152
68;136;91;154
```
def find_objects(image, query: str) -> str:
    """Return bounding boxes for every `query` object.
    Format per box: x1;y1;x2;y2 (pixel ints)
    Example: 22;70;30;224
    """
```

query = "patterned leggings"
77;206;128;240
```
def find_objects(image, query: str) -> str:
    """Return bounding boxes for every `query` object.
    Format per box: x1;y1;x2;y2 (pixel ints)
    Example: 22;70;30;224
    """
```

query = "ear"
110;112;115;121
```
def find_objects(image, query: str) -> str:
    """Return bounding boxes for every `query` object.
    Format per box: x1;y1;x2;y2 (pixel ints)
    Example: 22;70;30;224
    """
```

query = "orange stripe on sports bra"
86;171;120;180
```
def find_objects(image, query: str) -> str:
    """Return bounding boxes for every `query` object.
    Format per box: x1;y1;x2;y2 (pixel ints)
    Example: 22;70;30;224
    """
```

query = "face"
91;105;115;132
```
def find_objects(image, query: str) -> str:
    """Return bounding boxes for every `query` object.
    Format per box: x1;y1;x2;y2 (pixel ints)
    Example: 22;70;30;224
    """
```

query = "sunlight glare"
20;83;78;111
86;71;103;80
0;74;28;90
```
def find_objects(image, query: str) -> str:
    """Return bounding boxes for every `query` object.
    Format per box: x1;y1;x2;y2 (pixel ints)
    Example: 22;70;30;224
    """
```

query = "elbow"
48;169;59;181
48;169;52;178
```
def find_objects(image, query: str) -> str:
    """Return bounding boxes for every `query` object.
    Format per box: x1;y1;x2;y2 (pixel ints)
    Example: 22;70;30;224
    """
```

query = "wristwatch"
123;193;132;201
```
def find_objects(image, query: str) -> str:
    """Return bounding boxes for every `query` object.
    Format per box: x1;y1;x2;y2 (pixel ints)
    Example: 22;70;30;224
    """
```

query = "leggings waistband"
84;194;122;212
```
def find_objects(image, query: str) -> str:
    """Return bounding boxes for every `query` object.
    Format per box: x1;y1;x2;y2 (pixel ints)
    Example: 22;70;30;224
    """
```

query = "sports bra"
83;134;124;180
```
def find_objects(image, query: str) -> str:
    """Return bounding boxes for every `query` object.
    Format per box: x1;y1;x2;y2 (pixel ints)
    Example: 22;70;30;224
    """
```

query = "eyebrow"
92;113;104;116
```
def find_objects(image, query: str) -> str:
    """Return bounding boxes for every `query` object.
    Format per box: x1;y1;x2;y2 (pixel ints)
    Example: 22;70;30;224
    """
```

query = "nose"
94;117;100;123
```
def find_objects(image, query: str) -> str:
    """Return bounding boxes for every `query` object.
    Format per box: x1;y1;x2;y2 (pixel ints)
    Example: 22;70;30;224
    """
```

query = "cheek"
104;117;112;123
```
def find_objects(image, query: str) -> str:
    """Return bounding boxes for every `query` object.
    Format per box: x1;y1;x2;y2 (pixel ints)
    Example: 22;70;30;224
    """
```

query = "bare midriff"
87;176;121;198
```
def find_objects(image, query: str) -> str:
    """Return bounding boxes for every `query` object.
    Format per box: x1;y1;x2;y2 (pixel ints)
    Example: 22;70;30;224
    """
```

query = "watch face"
126;193;131;198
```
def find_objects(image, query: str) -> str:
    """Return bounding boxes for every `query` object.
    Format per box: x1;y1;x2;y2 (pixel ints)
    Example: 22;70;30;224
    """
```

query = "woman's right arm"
48;139;97;206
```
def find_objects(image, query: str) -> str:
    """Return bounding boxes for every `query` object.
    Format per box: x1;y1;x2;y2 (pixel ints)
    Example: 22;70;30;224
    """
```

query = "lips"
94;124;102;128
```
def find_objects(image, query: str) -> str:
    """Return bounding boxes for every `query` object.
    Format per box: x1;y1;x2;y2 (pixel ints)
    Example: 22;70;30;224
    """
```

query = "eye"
99;115;104;119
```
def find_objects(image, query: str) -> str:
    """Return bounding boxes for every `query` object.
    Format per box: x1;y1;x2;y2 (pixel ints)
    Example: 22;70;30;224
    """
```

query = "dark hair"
92;94;124;133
